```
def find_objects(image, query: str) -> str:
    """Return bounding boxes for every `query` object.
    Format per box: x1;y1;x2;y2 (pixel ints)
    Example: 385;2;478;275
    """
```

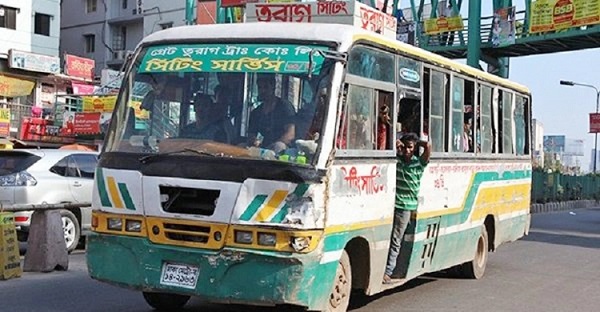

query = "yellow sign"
530;0;600;33
0;108;9;123
0;212;22;280
424;15;464;35
129;101;149;120
0;108;10;137
0;75;35;97
82;96;117;112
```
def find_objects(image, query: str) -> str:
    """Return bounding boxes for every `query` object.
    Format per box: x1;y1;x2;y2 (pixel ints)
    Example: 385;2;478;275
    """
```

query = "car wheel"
60;210;80;253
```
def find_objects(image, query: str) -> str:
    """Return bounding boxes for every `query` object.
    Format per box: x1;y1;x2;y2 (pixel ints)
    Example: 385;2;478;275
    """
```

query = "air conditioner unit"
113;50;126;60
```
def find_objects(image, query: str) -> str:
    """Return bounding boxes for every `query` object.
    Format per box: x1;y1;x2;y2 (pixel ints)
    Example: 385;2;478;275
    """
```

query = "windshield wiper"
139;148;216;163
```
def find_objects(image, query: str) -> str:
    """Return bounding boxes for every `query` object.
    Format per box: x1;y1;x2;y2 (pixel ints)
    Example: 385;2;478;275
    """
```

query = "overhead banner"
0;108;10;137
423;15;464;35
8;49;60;74
530;0;600;33
0;75;35;97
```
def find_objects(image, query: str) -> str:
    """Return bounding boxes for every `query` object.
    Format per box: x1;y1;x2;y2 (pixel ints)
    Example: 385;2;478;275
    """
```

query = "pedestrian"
384;132;431;284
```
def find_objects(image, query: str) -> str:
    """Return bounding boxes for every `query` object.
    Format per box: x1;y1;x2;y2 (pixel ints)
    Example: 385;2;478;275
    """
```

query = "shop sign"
0;108;10;137
8;49;60;74
0;75;35;97
65;54;95;80
82;96;117;113
72;82;96;95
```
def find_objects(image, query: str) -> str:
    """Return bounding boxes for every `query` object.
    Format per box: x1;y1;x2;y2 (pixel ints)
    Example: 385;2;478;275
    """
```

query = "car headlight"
107;218;123;230
0;171;37;187
258;232;277;246
234;230;253;244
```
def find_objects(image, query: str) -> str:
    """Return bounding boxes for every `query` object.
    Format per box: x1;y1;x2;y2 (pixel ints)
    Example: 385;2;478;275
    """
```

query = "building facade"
60;0;144;78
143;0;187;36
1;0;62;136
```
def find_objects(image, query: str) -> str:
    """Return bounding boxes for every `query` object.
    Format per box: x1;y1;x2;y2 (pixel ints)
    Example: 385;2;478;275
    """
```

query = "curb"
530;200;598;214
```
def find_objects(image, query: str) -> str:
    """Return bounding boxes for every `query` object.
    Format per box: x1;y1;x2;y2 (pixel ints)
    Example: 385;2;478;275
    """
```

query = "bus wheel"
142;292;190;311
461;226;489;279
326;250;352;312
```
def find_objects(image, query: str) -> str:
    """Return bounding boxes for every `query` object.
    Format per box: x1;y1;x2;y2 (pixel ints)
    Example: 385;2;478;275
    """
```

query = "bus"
87;3;532;311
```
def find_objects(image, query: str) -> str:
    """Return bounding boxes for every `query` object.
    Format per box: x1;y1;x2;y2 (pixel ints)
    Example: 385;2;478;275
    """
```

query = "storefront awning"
0;74;35;97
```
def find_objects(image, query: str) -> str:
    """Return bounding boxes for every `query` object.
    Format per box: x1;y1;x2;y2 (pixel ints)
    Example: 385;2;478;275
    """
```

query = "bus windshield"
104;42;336;165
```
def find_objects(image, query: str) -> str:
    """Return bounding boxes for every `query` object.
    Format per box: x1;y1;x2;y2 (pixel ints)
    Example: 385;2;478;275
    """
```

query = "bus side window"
429;70;448;152
499;90;514;154
514;95;528;155
450;76;464;152
346;84;375;150
478;84;494;154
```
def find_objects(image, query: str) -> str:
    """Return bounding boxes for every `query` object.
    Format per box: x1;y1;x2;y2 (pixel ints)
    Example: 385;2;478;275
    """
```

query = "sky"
399;0;599;170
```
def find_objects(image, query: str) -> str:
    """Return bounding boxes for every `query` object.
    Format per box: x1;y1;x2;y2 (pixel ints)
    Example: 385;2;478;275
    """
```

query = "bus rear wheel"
326;250;352;312
142;292;190;311
461;226;489;279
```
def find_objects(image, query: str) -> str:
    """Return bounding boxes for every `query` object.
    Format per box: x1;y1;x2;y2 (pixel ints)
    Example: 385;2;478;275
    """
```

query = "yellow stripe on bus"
106;176;124;209
255;190;288;222
470;183;531;221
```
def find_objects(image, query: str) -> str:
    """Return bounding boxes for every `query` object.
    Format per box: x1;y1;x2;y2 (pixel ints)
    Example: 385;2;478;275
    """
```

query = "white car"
0;149;98;252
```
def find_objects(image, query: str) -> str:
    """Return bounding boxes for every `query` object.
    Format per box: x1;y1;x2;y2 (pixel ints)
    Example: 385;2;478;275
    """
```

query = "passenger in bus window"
248;74;296;153
384;133;431;284
463;114;473;152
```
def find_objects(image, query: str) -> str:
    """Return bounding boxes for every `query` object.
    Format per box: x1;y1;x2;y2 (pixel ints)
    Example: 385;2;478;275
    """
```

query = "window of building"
34;13;51;36
112;26;126;51
160;22;173;30
84;34;95;53
86;0;97;13
122;0;128;9
0;6;18;30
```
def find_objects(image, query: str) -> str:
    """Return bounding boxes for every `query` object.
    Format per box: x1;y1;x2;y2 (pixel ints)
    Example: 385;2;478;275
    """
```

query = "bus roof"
140;23;530;94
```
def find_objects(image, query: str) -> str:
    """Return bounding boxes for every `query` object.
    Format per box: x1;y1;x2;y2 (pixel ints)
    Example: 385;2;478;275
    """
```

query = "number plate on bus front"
160;263;199;289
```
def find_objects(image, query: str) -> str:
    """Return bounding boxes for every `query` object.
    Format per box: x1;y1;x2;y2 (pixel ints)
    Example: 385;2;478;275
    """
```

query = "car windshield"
104;42;336;166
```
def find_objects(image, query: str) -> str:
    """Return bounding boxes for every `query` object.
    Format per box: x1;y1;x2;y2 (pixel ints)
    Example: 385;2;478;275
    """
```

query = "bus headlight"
291;236;311;252
258;232;277;246
125;220;142;232
107;218;123;231
234;230;253;244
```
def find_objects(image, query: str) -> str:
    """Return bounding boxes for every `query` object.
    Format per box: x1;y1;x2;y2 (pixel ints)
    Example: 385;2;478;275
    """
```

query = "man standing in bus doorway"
384;133;431;284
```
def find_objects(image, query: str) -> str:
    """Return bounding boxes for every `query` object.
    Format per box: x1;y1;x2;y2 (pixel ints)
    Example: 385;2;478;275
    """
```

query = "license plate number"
160;263;199;289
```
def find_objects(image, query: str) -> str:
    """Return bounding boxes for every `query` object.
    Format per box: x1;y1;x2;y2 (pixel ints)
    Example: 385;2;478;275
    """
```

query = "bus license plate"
160;263;199;289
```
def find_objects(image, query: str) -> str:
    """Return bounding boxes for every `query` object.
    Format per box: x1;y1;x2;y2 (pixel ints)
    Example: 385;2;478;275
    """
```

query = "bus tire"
461;226;489;279
325;250;352;312
142;292;190;311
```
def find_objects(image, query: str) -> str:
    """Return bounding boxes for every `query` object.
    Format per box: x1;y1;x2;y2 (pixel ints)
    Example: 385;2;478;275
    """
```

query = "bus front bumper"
86;233;335;309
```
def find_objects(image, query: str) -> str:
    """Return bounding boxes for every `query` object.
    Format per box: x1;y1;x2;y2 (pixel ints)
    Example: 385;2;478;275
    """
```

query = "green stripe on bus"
240;195;268;221
96;168;112;207
118;183;136;211
269;184;310;223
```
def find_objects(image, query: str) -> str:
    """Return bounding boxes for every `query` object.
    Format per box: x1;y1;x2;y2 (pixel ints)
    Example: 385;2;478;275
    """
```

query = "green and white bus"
87;5;531;311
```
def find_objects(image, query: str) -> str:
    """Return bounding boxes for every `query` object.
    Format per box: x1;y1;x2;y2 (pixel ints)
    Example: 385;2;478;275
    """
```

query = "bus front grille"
146;217;227;250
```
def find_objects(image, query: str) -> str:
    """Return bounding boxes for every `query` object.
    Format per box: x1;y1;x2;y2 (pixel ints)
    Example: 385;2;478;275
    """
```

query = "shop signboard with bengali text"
8;49;60;74
65;54;95;80
530;0;600;33
82;96;117;113
245;1;397;39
